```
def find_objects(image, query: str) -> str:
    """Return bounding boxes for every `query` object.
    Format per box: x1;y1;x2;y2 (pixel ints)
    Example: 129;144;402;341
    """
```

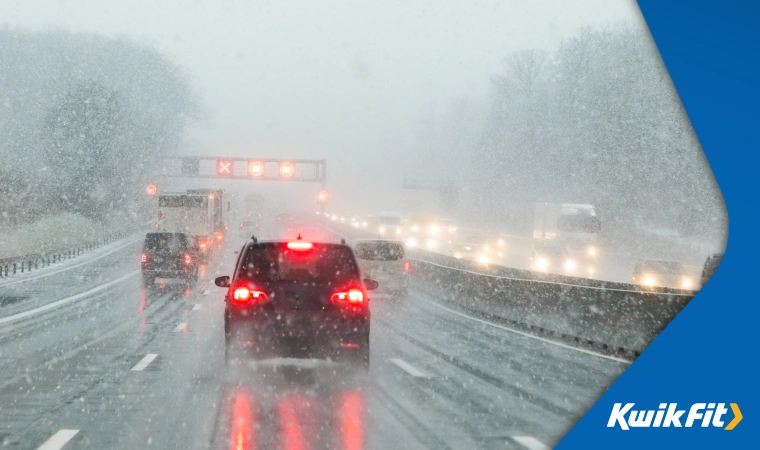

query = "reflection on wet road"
0;223;627;449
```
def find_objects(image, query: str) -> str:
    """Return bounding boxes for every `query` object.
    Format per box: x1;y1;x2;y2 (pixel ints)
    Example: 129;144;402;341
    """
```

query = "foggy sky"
1;0;642;211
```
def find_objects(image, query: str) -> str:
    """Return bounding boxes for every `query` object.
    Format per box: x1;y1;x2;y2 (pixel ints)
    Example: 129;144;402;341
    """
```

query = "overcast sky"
1;0;644;211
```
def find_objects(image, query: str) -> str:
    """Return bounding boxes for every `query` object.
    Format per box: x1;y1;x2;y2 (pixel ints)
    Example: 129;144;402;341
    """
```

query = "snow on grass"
0;213;110;259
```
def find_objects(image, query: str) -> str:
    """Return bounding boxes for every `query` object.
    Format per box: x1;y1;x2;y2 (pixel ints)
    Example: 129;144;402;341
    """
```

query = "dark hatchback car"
215;237;378;369
141;232;200;288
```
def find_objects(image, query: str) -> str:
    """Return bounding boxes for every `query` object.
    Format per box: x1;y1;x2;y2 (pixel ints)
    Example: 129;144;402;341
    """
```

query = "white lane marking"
192;304;201;311
427;301;632;365
130;353;158;371
36;429;79;450
0;237;142;287
0;270;140;325
173;323;187;332
512;436;551;450
389;358;427;377
203;290;210;295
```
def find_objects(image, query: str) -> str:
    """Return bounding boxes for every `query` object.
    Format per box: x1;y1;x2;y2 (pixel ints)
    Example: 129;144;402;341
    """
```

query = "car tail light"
403;260;410;273
184;253;192;265
331;288;364;305
231;286;269;305
141;253;148;263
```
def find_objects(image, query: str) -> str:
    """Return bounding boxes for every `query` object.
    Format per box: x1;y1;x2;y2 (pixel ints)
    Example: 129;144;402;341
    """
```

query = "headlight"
449;227;457;232
681;277;693;289
362;221;367;227
497;240;504;246
406;238;417;247
588;246;596;256
643;275;655;286
497;252;503;257
565;260;576;271
454;252;461;258
379;226;385;234
483;245;490;252
478;254;489;264
396;228;402;234
430;226;440;234
412;225;419;232
426;239;436;249
535;258;548;270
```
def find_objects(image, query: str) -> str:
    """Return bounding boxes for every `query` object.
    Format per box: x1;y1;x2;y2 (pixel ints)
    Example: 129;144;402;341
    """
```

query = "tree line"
0;29;201;226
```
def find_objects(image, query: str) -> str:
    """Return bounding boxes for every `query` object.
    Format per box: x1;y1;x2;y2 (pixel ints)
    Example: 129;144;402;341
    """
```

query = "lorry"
244;193;265;217
187;189;230;245
157;193;214;261
533;203;601;276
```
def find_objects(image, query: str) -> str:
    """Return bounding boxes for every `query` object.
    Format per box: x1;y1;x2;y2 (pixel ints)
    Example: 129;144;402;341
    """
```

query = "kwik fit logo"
607;403;742;430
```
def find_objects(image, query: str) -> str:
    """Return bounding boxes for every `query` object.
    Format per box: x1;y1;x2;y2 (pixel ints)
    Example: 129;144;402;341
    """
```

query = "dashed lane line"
192;304;201;311
36;429;79;450
389;358;427;377
130;354;158;371
173;322;187;332
512;436;552;450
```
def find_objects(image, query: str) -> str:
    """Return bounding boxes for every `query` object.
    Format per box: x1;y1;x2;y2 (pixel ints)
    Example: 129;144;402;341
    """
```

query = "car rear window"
354;242;404;261
143;233;191;251
238;243;360;284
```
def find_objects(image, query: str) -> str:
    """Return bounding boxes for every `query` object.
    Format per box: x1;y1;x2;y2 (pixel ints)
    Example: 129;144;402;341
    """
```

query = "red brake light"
231;286;269;305
331;288;364;305
141;253;148;263
287;241;313;251
184;253;192;265
403;260;410;273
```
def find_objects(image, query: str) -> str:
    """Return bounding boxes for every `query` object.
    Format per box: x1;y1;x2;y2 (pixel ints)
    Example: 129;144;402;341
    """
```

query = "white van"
352;239;409;298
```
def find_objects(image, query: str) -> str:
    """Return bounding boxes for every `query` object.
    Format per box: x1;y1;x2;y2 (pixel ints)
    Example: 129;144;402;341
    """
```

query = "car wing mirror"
363;279;379;291
215;276;230;288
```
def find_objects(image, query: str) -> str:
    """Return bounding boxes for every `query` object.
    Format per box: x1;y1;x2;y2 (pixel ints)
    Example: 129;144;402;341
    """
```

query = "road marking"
130;354;158;371
0;270;140;325
389;358;426;377
0;236;142;287
427;301;631;365
173;323;187;332
192;304;201;311
36;429;79;450
203;290;210;295
512;436;551;450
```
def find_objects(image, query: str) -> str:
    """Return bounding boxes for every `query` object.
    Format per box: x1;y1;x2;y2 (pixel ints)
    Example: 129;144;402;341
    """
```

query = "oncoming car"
215;236;378;369
632;259;694;290
529;243;576;275
352;239;409;298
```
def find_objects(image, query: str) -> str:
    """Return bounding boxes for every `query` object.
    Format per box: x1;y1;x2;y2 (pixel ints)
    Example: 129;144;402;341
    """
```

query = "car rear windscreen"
239;243;360;284
354;242;404;261
143;233;191;252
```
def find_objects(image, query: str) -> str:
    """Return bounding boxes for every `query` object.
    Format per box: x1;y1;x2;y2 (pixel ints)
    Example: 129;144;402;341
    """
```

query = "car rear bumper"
226;308;369;355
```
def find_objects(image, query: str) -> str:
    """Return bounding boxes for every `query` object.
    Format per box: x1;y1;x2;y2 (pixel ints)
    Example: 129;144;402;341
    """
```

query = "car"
215;236;378;370
631;259;694;290
141;232;200;289
530;243;576;275
451;242;488;264
700;253;724;287
239;217;259;235
352;239;409;299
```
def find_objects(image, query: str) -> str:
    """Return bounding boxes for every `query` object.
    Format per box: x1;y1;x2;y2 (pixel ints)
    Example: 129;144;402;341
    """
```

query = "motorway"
0;218;628;450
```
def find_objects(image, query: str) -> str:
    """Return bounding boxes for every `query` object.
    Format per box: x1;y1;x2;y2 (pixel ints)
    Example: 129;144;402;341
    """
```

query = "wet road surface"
0;221;627;449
